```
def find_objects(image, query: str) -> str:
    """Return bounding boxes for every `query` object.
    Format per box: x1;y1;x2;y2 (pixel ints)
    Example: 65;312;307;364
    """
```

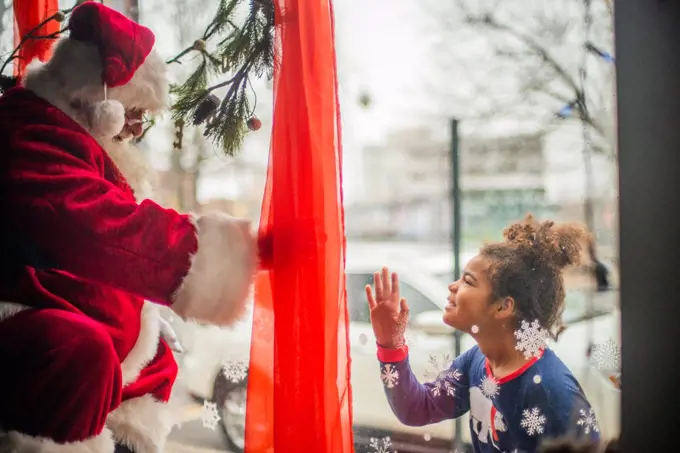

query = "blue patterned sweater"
378;344;600;453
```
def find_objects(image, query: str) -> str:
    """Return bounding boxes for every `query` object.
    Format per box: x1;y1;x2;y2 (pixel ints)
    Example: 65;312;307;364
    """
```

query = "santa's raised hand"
365;267;410;349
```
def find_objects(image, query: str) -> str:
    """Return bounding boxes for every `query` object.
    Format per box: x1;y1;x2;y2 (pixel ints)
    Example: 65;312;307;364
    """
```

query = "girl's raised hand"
365;266;410;349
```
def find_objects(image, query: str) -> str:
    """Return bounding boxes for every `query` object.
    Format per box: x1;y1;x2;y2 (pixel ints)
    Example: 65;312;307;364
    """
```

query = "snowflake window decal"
222;360;248;383
369;436;392;453
514;319;549;359
520;406;547;436
424;354;461;397
590;338;622;389
381;364;399;389
591;338;621;371
200;400;221;430
481;375;500;399
577;408;600;434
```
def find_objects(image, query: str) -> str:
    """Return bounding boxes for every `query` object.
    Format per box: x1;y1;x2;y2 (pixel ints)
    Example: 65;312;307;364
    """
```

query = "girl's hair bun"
502;214;589;270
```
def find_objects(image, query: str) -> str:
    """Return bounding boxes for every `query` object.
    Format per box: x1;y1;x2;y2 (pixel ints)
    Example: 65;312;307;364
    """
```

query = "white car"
169;253;621;452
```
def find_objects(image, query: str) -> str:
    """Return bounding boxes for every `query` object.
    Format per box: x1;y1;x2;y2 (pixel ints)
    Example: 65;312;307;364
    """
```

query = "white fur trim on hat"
88;99;125;139
22;38;168;130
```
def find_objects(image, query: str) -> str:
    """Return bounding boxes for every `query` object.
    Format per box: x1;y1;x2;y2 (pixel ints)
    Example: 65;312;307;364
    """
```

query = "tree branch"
0;7;72;76
166;46;196;65
465;12;582;97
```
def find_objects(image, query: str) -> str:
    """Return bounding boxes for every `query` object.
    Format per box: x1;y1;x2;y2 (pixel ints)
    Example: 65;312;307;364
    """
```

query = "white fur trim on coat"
171;212;256;326
106;395;183;453
120;302;162;386
0;302;29;322
0;428;114;453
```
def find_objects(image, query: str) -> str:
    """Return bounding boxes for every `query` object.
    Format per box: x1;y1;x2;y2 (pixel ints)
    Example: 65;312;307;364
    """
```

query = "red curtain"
245;0;352;451
13;0;60;78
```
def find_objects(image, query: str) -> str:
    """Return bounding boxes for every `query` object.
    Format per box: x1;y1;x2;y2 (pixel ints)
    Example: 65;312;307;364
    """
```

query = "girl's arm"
377;344;471;427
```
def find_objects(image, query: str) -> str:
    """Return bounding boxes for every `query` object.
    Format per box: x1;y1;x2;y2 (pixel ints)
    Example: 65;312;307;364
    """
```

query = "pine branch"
0;74;17;94
169;0;276;155
2;0;276;157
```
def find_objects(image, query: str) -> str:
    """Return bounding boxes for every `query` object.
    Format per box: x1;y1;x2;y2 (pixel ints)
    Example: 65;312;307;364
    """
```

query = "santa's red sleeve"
3;122;255;326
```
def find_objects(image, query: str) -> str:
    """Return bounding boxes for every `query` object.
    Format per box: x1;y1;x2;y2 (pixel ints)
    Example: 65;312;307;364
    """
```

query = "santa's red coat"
0;87;254;453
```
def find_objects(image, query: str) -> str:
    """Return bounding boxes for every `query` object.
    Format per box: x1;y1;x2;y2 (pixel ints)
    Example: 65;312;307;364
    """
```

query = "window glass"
69;0;624;451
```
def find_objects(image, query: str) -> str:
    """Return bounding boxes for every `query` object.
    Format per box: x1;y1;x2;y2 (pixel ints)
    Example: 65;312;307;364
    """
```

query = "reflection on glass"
151;0;620;451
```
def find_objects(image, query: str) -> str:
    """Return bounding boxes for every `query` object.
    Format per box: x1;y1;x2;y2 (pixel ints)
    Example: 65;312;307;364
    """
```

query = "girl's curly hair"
481;214;590;340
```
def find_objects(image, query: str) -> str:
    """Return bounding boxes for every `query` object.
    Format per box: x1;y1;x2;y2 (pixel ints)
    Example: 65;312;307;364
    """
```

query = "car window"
346;272;371;323
434;272;453;284
347;273;438;323
346;272;440;325
398;280;441;323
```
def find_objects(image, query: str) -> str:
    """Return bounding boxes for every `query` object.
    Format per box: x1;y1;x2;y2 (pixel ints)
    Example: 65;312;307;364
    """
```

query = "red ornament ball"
247;116;262;131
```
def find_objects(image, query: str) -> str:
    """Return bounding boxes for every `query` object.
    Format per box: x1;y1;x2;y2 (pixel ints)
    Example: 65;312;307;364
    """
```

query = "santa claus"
0;2;257;453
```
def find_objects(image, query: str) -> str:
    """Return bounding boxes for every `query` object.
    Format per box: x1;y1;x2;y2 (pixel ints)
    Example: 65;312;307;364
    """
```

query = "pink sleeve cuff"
377;343;409;362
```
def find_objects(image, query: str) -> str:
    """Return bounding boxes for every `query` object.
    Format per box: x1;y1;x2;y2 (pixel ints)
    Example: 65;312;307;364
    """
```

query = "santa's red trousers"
0;307;177;448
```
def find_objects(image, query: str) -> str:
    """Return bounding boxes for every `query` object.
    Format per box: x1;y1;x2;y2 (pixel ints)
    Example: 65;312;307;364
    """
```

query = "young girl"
365;215;600;453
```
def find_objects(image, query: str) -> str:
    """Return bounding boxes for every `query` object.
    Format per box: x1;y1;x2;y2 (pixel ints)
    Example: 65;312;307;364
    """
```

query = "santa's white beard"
99;136;157;201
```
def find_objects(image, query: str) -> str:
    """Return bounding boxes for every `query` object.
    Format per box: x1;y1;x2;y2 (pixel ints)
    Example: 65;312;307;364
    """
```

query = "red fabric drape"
245;0;352;451
13;0;60;78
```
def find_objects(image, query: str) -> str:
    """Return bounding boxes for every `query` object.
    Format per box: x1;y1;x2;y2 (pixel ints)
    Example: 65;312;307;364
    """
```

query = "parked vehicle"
169;248;620;452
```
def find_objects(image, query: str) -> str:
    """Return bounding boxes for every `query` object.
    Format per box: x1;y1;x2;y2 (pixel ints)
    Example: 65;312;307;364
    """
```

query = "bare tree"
422;0;616;157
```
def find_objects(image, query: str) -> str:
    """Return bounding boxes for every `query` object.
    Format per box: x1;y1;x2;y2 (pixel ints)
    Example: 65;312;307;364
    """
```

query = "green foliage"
1;0;276;156
168;0;276;155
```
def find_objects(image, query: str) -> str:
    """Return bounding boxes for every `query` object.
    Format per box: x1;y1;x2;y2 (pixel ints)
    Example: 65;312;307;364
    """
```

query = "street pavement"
166;402;230;453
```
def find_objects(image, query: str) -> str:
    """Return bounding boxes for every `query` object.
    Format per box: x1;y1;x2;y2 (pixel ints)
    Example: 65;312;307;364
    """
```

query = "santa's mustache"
115;109;146;141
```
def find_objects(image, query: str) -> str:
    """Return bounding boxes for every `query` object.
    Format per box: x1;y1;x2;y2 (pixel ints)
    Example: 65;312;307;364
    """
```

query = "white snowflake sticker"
369;436;392;453
577;408;600;434
591;338;621;371
520;406;547;436
222;360;248;383
424;354;461;397
424;353;453;379
200;400;221;430
514;319;549;359
480;375;500;398
381;364;399;389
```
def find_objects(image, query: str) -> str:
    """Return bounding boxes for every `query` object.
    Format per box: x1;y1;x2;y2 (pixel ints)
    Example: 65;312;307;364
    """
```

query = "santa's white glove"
159;317;184;353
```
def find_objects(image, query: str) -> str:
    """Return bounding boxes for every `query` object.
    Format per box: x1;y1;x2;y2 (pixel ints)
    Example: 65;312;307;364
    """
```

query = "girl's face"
443;254;501;333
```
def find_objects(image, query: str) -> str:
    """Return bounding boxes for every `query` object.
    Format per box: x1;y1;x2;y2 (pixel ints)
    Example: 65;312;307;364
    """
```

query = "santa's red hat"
69;1;155;88
21;1;167;139
65;2;155;137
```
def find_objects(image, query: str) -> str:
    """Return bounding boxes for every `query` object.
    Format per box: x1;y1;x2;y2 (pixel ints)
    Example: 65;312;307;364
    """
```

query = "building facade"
346;127;555;245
